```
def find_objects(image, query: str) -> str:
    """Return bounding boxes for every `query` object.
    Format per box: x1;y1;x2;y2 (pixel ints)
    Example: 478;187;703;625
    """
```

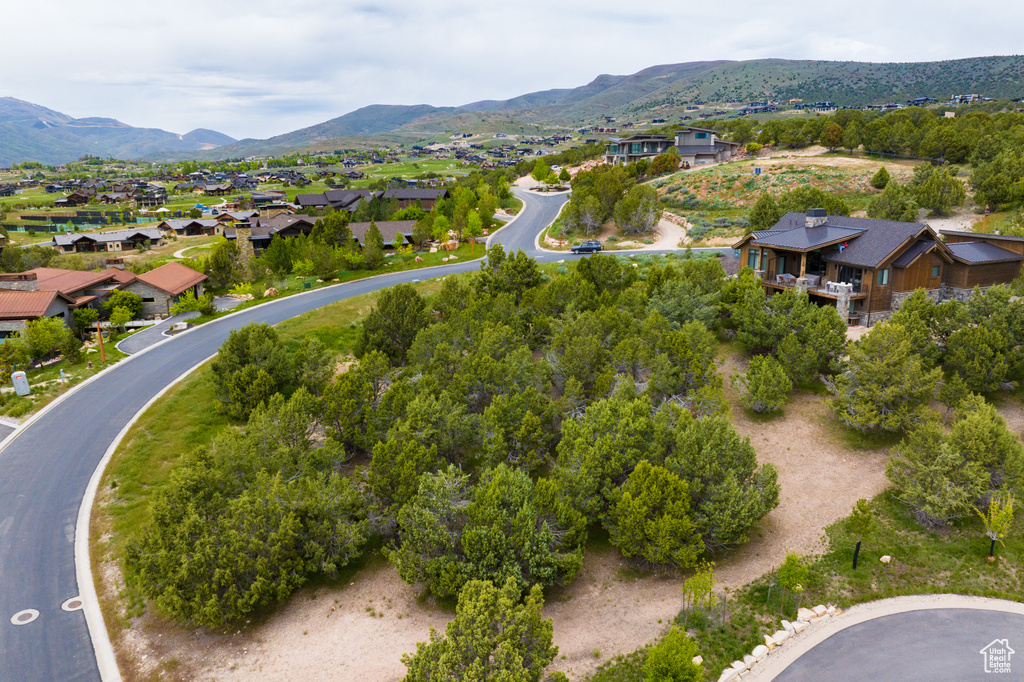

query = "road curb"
751;594;1024;680
76;355;216;682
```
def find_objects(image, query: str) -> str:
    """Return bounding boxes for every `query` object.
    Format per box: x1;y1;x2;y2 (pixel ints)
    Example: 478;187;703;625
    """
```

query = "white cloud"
4;0;1022;139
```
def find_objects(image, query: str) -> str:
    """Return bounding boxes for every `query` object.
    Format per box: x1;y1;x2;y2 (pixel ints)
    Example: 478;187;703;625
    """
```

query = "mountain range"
4;55;1024;164
0;97;236;166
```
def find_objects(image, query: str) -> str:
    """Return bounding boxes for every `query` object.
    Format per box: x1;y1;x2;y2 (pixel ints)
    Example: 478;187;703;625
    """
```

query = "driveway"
774;609;1024;681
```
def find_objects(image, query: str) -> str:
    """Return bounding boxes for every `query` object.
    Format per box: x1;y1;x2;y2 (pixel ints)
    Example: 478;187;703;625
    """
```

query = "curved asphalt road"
774;608;1024;681
0;188;567;681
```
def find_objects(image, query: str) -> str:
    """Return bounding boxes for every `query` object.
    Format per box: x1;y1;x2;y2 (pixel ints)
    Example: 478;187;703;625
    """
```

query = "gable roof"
134;262;207;296
0;290;73;320
746;223;864;251
27;268;120;295
892;239;950;267
348;220;416;246
53;228;161;247
947;241;1024;264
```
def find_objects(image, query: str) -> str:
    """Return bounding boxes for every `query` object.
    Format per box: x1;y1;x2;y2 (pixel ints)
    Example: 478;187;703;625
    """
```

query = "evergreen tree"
830;322;941;432
870;166;891;189
733;354;792;413
605;460;704;568
886;423;988;528
363;220;385;269
401;579;557;682
748;193;782;231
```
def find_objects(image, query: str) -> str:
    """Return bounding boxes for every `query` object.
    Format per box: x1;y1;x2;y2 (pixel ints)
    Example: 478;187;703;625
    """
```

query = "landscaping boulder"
731;660;748;672
764;635;776;650
264;288;279;298
718;669;738;682
772;630;790;646
692;655;704;665
752;645;769;662
429;247;438;253
415;256;423;262
812;605;828;617
880;555;892;564
781;620;794;634
798;607;815;621
793;620;809;634
743;654;757;668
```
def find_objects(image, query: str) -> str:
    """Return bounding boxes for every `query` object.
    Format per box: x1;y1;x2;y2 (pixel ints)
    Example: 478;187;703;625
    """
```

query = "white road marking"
10;609;39;625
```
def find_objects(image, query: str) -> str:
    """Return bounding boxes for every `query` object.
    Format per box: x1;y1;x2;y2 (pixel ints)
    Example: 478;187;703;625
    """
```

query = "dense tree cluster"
128;249;787;637
560;163;662;237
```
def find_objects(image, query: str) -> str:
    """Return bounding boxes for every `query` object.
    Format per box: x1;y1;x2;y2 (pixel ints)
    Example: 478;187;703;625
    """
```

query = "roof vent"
806;208;827;228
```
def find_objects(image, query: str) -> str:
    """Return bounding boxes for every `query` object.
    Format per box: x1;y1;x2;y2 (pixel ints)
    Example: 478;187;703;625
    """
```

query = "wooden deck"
764;279;867;300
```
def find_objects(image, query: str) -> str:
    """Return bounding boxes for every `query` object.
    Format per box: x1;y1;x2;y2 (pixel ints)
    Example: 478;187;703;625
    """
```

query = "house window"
776;255;786;276
747;249;760;270
931;265;940;278
142;297;155;303
608;144;618;154
695;132;709;139
877;269;889;285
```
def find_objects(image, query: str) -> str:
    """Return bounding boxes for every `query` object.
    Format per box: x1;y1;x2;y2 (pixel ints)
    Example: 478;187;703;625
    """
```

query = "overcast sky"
6;1;1022;140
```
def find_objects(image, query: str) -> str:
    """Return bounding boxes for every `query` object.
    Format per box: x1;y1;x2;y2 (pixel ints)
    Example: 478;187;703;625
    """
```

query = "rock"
316;279;323;283
718;669;738;682
781;620;794;634
632;263;639;267
793;620;809;634
449;255;457;260
739;671;751;680
772;630;790;646
752;645;769;662
731;660;748;672
827;605;837;616
557;259;565;264
429;247;438;253
798;608;815;621
263;288;278;297
764;634;776;650
331;278;339;282
743;654;757;667
441;257;449;262
415;256;423;262
812;605;827;617
692;655;703;665
880;555;892;564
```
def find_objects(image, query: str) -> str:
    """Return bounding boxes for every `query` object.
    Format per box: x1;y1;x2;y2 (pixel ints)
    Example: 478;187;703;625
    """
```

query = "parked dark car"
571;240;603;254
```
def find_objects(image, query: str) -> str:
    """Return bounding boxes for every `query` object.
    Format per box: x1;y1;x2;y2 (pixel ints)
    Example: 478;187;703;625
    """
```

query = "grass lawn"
1;341;128;419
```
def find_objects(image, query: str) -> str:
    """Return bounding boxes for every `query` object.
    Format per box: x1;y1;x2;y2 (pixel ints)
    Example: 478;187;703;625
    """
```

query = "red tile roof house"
120;262;208;317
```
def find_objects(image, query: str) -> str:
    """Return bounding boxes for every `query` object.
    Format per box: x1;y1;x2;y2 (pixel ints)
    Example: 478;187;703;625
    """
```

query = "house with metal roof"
732;210;1023;325
52;228;163;254
121;262;208;317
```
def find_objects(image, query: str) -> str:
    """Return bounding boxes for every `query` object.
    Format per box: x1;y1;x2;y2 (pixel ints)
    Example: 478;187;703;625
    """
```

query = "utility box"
11;371;30;396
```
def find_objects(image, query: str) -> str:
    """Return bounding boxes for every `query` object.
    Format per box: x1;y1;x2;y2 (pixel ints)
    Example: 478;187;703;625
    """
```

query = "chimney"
0;272;38;291
805;208;827;228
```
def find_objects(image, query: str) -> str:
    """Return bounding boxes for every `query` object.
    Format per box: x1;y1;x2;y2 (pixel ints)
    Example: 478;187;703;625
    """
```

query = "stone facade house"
732;210;1024;325
121;262;208;317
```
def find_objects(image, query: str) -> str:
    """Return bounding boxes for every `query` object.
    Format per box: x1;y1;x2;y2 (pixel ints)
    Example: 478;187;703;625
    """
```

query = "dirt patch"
108;349;888;681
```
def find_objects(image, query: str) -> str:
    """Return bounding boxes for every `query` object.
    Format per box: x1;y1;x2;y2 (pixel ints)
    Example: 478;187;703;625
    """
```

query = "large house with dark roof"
604;128;740;167
732;210;1024;325
53;228;163;254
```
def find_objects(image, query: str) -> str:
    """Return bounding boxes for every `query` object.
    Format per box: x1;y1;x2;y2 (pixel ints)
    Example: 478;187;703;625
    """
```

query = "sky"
5;0;1023;141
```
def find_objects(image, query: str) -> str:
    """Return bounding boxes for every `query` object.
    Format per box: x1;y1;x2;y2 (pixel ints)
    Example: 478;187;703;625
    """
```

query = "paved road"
775;609;1024;681
0;188;564;681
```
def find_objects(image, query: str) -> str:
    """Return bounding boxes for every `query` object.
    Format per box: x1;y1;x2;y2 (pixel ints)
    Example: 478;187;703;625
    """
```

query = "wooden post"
95;323;106;364
800;253;807;277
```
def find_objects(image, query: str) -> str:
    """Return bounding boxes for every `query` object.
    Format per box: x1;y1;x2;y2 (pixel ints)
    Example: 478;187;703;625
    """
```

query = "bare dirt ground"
925;206;982;233
111;350;892;682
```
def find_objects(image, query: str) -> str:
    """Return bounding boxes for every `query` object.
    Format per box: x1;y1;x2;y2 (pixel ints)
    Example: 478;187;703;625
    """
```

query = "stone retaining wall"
715;603;842;681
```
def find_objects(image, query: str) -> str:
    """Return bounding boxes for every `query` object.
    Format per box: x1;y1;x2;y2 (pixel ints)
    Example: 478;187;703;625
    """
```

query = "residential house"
381;188;450;210
673;127;740;166
121;262;208;317
0;266;133;333
604;134;674;165
157;219;221;237
348;220;415;247
223;213;318;252
733;210;1024;325
52;228;163;254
